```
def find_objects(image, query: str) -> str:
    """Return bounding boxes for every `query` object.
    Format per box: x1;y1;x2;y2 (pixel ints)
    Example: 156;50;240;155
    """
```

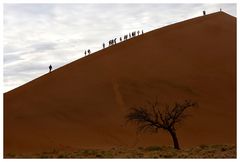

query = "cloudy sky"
3;3;236;92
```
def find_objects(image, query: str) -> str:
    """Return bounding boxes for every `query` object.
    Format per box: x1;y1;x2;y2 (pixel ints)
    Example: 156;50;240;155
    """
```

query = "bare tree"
126;99;198;150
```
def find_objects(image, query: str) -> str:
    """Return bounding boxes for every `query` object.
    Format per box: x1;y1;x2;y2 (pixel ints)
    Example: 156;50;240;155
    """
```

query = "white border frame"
1;0;238;161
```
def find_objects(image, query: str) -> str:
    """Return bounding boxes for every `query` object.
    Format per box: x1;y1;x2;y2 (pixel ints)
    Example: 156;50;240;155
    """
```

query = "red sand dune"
4;12;236;155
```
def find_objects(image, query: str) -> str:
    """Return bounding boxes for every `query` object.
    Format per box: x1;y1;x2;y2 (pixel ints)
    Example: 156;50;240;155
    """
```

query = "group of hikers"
106;30;144;47
84;29;144;57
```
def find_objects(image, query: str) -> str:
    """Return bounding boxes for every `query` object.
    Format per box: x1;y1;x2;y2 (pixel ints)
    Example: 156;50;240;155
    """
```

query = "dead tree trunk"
168;129;180;150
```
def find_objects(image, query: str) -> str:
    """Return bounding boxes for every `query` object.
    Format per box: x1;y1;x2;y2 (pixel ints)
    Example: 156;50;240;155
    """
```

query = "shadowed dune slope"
4;12;236;154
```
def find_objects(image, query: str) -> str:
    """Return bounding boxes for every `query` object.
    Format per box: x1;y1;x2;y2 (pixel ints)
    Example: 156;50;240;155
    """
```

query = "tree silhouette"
126;99;198;149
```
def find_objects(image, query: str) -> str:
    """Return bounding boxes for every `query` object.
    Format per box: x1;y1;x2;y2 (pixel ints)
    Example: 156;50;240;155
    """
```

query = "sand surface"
4;12;236;155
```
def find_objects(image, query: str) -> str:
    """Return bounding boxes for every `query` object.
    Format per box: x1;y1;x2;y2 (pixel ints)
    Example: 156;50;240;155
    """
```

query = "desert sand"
4;12;236;155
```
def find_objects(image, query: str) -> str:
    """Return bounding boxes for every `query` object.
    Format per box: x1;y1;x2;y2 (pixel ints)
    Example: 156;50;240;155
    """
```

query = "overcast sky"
3;3;236;92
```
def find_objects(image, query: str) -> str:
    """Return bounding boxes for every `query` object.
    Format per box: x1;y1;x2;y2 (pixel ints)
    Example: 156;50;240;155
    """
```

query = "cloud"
3;3;236;92
31;42;57;52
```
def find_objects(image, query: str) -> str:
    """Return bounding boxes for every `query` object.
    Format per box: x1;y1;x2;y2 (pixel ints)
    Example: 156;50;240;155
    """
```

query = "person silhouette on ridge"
49;64;52;73
203;10;206;16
